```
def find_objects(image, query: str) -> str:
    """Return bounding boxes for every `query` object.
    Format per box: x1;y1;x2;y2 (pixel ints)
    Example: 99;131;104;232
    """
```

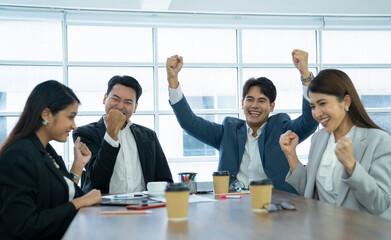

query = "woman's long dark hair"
308;69;381;130
0;80;80;155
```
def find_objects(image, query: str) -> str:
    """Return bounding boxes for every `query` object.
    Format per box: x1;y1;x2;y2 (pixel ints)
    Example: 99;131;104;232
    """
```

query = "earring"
345;106;349;112
42;119;49;126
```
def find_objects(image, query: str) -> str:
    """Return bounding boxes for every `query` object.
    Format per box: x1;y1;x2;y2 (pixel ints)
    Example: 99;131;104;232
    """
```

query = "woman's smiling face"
309;91;352;137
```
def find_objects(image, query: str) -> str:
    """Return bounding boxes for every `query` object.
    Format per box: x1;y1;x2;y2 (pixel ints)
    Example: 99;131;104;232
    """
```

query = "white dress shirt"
236;124;268;187
104;120;146;194
316;125;357;204
63;177;75;201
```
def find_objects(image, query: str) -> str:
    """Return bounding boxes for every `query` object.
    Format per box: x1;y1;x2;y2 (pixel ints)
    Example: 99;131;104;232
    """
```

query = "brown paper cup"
165;191;190;221
250;184;272;212
213;175;229;194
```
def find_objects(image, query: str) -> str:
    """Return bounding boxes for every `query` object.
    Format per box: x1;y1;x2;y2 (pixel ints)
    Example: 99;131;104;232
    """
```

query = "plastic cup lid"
212;171;230;176
249;179;272;186
165;182;190;192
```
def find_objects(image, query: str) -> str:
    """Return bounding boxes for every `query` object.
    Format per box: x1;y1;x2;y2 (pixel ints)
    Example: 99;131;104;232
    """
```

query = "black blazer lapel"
96;117;108;143
30;135;69;191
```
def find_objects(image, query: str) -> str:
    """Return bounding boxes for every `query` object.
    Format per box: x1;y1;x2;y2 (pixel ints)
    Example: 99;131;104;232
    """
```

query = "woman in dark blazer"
0;80;101;239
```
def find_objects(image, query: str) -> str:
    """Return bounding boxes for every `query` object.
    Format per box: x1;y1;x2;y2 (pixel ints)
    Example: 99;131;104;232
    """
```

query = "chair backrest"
80;170;87;188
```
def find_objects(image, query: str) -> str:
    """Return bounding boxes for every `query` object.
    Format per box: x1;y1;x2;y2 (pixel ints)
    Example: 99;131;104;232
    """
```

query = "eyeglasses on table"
231;180;249;191
260;202;296;213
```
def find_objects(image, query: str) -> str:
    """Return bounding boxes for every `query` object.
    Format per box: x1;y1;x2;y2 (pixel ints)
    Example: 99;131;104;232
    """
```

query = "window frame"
1;8;391;174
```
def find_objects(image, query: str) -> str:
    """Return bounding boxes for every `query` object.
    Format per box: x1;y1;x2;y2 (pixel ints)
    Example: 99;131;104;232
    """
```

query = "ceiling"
1;0;391;16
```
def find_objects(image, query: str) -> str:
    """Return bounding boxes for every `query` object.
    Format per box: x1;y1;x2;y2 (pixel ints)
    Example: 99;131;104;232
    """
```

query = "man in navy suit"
165;50;318;194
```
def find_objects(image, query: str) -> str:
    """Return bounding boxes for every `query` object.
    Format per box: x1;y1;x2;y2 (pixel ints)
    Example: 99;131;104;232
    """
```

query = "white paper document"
150;194;216;203
101;192;148;200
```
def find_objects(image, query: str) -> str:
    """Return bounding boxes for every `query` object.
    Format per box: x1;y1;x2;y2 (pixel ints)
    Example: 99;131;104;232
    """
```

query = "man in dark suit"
73;76;172;194
165;50;318;194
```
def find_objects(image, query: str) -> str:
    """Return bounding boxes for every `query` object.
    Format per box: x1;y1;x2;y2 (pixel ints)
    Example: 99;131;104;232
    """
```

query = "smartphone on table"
126;202;166;210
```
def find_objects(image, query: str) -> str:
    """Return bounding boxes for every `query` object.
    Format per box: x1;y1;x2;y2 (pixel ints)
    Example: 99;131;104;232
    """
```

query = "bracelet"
70;173;81;180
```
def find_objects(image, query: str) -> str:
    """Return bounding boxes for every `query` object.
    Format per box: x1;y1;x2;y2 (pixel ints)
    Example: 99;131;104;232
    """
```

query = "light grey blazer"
286;127;391;220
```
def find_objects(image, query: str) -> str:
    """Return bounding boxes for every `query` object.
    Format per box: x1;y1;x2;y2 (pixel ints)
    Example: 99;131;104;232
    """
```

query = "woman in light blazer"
280;69;391;220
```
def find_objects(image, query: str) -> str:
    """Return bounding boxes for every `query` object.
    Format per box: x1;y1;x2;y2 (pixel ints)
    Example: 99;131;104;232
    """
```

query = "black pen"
196;190;213;194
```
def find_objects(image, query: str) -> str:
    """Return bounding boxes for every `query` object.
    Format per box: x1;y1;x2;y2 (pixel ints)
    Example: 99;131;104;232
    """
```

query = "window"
158;67;237;111
158;28;237;63
322;31;391;64
68;67;154;112
0;117;17;146
242;30;316;63
2;10;391;182
0;21;62;61
0;19;64;154
338;68;391;134
0;66;63;112
67;26;152;62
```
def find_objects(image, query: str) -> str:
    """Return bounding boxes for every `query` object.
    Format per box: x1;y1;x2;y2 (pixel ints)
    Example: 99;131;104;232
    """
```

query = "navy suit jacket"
0;134;83;240
171;96;318;194
73;117;173;194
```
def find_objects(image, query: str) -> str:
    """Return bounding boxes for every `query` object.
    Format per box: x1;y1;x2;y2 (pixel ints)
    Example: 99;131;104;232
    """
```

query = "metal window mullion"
321;64;391;68
237;28;244;120
0;112;22;117
156;110;239;115
316;29;322;72
70;111;105;116
156;62;239;68
0;60;63;66
152;27;160;136
366;108;391;113
318;19;324;72
62;11;71;166
67;62;155;67
315;28;323;132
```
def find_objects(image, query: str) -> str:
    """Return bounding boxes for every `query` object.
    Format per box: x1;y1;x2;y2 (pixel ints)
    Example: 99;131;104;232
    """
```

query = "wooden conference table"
63;190;391;240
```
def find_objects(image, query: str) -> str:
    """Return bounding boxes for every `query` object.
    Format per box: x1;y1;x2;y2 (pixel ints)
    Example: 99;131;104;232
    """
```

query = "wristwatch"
70;173;81;180
301;72;314;83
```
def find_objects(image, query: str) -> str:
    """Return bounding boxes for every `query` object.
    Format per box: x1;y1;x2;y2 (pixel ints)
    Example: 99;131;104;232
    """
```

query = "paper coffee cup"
212;171;230;195
165;183;190;221
249;179;272;212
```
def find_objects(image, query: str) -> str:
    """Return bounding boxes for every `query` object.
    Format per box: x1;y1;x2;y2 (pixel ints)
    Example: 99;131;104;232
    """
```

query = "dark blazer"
0;134;83;240
73;117;173;194
171;96;318;194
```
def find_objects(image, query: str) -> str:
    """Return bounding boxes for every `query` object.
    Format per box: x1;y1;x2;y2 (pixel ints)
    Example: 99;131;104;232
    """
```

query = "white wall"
1;0;391;16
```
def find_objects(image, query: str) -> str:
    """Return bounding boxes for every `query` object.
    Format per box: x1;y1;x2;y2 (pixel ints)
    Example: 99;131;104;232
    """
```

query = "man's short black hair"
107;75;142;103
242;77;276;103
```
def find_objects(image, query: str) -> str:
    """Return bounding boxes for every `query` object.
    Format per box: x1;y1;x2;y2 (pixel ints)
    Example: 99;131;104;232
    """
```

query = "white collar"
245;121;267;137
